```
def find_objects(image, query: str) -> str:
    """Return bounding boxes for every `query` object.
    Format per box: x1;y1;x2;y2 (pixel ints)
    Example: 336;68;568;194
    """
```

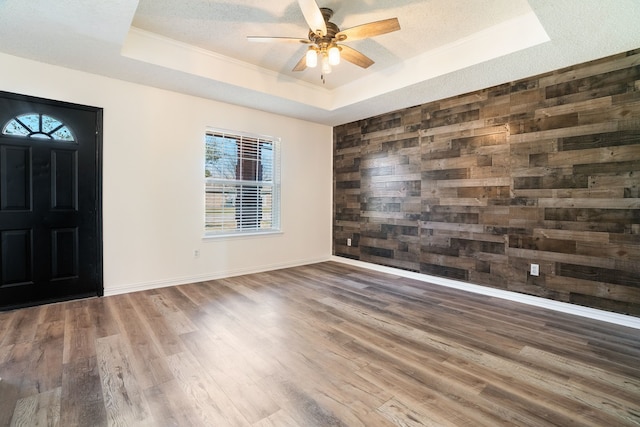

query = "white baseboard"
331;256;640;330
103;255;332;297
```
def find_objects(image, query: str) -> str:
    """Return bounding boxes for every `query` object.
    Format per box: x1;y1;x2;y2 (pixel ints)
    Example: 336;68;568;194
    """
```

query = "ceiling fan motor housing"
309;8;340;47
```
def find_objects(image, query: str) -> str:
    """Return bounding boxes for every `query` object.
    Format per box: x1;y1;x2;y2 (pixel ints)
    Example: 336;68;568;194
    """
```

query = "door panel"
1;229;32;286
1;146;31;211
0;91;102;309
51;150;78;210
51;227;78;280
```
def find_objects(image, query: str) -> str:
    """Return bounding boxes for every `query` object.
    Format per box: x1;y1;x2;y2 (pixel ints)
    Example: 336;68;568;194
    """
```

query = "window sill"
202;230;283;241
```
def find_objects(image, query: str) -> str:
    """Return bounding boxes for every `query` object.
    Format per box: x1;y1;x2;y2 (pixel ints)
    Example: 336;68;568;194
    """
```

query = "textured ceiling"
131;0;534;89
0;0;639;126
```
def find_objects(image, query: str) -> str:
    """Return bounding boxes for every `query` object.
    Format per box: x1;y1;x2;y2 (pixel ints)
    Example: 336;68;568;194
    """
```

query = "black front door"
0;91;102;309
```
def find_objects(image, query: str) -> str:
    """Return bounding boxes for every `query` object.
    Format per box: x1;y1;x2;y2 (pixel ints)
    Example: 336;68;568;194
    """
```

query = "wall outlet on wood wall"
347;238;352;247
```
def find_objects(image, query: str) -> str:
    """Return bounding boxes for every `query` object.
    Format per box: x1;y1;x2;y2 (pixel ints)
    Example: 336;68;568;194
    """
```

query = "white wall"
0;53;333;295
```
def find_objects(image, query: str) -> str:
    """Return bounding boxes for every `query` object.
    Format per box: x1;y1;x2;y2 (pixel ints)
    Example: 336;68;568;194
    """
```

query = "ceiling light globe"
321;54;332;74
306;49;318;68
328;45;340;66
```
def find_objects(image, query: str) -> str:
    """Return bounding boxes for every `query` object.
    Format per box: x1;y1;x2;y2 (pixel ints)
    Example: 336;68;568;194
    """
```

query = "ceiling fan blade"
336;18;400;42
292;54;307;72
297;0;327;36
339;45;374;69
247;36;310;44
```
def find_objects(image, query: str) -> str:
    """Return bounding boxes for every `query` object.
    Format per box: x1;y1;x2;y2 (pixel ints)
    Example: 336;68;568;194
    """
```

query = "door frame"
0;90;103;306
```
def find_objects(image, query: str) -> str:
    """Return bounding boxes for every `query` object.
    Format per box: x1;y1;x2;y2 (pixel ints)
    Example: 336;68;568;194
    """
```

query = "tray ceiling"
0;0;639;126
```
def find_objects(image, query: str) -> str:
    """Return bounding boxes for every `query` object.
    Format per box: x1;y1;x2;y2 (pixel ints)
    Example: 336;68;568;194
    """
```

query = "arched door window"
2;113;76;142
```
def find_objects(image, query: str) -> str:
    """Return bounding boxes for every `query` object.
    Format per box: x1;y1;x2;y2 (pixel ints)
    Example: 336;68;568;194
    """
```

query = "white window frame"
204;128;281;237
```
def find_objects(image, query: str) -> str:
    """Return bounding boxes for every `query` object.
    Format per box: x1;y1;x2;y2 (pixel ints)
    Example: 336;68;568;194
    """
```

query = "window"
205;129;280;236
2;113;76;142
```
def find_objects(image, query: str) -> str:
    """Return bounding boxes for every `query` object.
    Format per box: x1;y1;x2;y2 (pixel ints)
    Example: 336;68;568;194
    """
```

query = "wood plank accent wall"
333;49;640;316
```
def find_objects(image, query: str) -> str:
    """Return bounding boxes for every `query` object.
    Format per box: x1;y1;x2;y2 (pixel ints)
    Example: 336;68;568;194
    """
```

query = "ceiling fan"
247;0;400;78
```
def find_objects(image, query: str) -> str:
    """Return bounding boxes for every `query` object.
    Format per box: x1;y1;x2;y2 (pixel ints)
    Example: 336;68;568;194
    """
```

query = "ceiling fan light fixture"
306;48;318;68
249;3;401;76
328;45;340;65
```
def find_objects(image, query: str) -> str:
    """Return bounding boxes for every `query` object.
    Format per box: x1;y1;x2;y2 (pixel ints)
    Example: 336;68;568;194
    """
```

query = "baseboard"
331;256;640;330
103;255;332;297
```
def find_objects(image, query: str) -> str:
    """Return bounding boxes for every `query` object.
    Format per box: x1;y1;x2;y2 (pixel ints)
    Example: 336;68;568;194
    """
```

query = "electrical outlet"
530;263;539;276
194;249;200;258
347;238;352;247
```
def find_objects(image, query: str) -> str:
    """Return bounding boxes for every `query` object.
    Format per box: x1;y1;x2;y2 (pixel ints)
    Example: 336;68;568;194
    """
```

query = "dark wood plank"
60;356;107;427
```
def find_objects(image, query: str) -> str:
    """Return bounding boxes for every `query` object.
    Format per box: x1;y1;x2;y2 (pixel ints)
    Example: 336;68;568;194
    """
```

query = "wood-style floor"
1;262;639;426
